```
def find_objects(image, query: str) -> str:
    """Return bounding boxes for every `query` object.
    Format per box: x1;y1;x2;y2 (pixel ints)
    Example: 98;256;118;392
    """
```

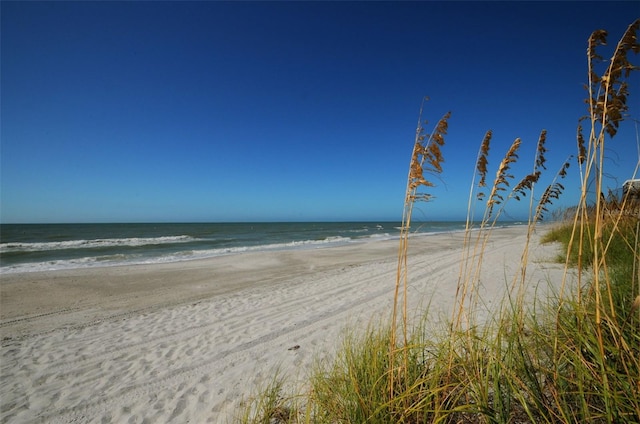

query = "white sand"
0;226;566;423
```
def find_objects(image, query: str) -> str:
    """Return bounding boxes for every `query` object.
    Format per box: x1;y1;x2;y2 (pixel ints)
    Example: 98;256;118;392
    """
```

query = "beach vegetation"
235;19;640;424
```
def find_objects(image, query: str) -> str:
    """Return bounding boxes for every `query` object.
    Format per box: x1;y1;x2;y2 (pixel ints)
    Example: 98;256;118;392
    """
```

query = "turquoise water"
0;221;516;273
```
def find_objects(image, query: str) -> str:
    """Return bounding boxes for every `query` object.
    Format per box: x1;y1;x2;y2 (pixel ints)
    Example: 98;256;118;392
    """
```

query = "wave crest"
0;235;195;253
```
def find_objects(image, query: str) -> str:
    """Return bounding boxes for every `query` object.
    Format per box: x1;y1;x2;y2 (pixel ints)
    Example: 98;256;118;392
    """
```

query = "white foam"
0;235;196;253
0;236;355;274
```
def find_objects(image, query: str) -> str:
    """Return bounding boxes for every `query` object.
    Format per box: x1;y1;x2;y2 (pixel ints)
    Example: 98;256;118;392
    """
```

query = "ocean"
0;221;510;274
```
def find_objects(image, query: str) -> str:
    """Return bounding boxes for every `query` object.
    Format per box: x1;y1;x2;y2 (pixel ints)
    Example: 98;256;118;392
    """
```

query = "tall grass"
392;99;450;400
236;20;639;424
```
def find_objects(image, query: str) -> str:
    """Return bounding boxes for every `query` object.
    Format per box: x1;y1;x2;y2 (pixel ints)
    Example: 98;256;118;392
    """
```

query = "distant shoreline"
0;220;530;274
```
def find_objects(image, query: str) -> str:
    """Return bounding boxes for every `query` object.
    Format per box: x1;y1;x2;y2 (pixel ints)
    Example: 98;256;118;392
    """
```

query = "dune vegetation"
237;20;640;424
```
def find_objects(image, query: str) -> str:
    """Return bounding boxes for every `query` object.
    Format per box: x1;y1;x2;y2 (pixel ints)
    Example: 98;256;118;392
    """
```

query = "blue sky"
2;1;639;223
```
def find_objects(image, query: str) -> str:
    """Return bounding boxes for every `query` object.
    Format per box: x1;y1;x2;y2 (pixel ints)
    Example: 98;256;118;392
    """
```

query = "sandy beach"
1;225;566;423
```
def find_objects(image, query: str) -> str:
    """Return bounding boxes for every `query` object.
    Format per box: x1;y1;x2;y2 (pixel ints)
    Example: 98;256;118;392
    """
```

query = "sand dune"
1;226;565;423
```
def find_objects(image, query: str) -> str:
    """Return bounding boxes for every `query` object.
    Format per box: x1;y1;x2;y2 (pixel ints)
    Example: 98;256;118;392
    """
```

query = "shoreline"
1;225;564;423
0;221;528;275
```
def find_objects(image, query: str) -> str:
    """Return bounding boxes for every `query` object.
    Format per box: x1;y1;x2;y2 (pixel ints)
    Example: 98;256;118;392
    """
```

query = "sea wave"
0;235;196;253
0;235;355;273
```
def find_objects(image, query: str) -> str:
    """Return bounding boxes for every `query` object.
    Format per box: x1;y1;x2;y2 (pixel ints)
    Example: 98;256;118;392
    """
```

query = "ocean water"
0;221;506;274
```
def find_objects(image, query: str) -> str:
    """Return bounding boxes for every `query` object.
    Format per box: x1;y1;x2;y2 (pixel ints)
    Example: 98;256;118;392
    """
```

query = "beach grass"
235;19;640;423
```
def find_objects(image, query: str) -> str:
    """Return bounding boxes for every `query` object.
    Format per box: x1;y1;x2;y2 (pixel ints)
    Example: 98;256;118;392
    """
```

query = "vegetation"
236;20;640;423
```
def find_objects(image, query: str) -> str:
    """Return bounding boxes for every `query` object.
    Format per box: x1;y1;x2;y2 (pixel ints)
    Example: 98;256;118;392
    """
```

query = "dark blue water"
0;221;499;273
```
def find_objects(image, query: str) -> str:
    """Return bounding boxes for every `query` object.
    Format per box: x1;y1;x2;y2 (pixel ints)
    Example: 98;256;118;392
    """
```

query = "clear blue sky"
2;1;639;223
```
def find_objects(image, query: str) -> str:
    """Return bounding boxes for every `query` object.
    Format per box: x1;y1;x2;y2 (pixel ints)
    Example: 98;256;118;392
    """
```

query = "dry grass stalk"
391;99;450;399
550;21;640;419
476;130;492;197
535;159;570;223
453;136;524;332
505;131;552;311
486;138;521;219
570;19;639;325
507;156;572;324
455;131;493;326
513;130;547;202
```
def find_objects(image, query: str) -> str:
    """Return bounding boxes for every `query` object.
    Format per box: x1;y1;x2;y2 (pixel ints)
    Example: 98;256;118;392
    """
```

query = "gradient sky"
2;1;639;223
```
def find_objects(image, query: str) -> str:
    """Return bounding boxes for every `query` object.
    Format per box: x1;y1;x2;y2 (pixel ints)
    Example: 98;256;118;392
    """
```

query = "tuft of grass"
235;370;308;424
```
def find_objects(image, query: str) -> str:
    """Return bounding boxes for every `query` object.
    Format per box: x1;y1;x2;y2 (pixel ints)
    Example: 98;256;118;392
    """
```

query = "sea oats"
577;122;587;165
513;129;547;201
586;19;639;139
476;130;492;201
486;138;521;218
